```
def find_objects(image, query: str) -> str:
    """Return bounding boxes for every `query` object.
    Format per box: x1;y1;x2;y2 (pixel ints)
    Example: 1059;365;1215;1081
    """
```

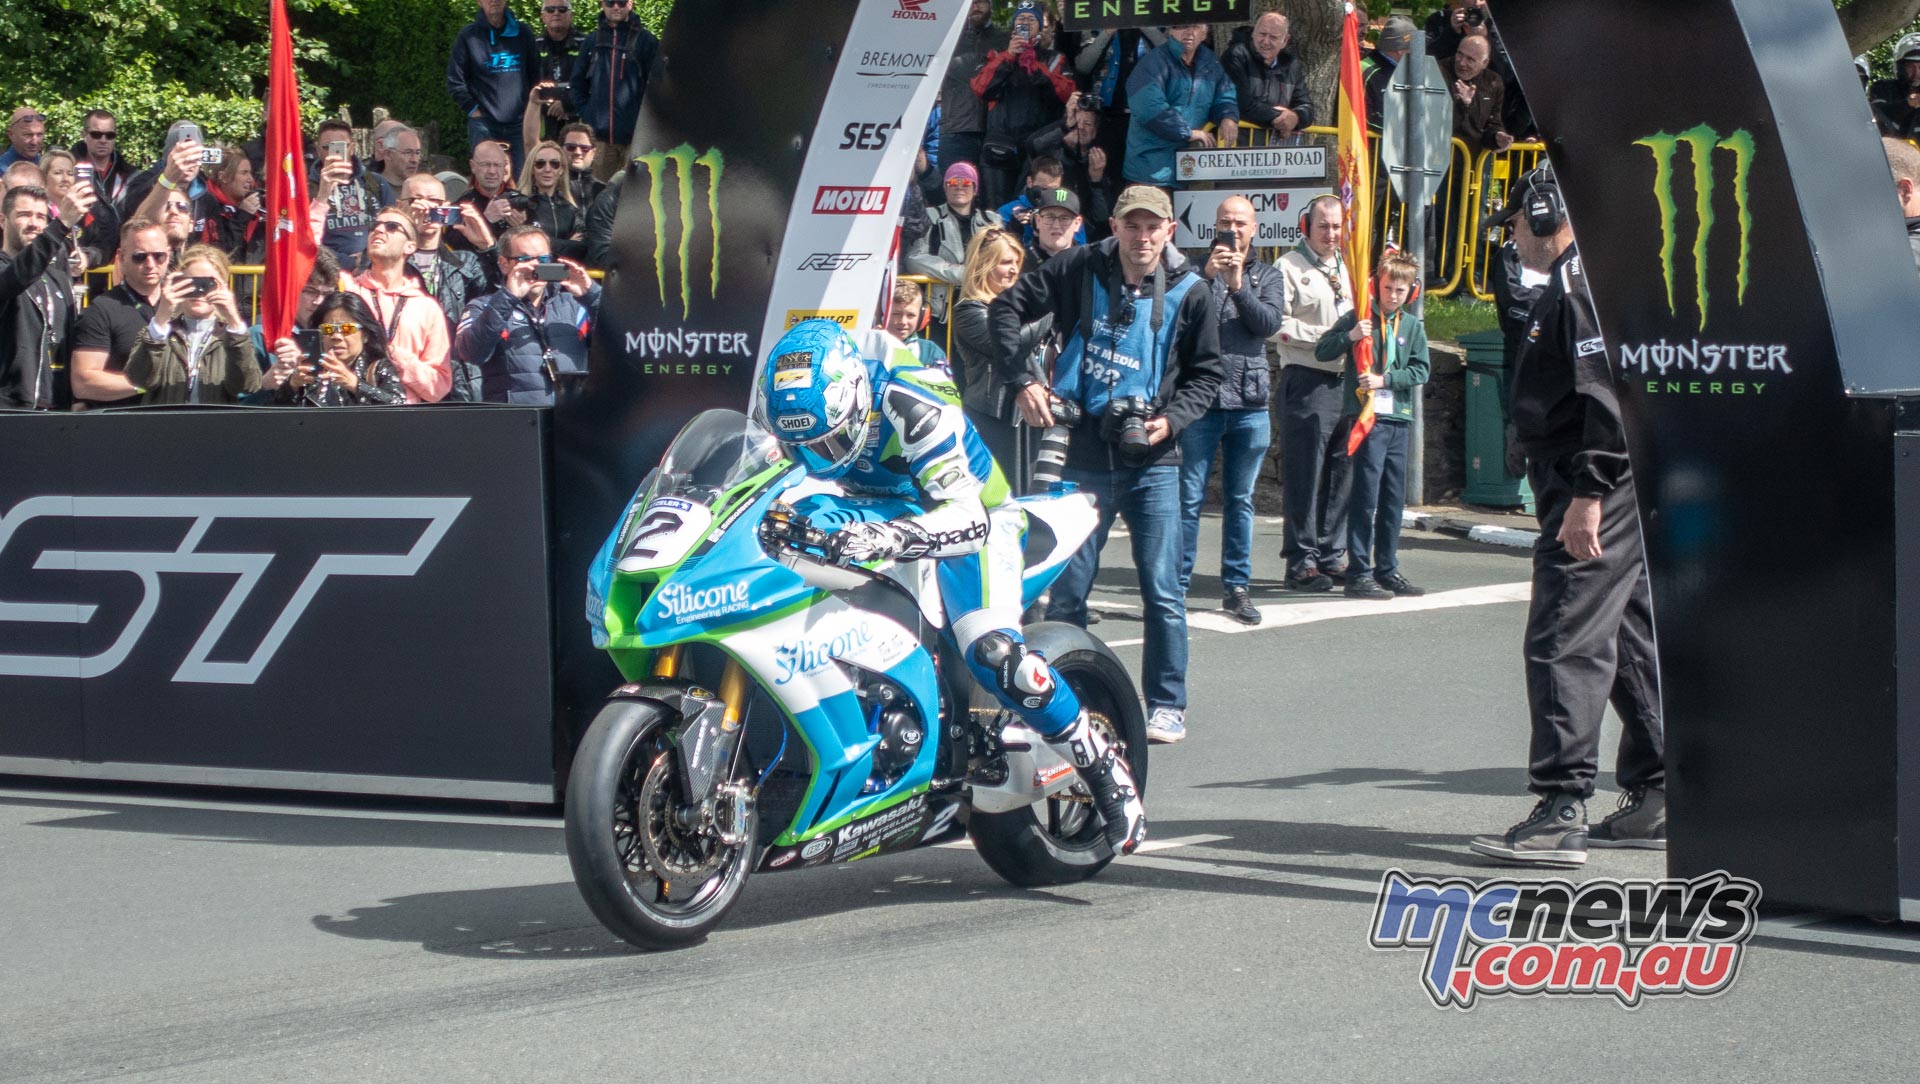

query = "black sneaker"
1469;794;1588;865
1286;567;1333;592
1588;786;1667;849
1222;586;1262;625
1344;574;1394;600
1378;571;1425;597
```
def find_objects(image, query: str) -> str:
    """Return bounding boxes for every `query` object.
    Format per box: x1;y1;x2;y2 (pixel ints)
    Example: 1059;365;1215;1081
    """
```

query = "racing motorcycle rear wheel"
969;622;1148;888
565;698;754;950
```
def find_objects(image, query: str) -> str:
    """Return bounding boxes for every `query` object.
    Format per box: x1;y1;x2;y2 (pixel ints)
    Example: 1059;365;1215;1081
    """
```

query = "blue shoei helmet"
759;318;874;478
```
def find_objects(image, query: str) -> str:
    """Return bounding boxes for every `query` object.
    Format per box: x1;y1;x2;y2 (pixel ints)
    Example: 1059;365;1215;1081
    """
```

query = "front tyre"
564;698;753;950
969;623;1148;888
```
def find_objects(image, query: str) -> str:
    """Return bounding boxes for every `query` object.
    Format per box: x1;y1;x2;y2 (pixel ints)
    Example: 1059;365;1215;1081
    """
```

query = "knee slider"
970;631;1057;712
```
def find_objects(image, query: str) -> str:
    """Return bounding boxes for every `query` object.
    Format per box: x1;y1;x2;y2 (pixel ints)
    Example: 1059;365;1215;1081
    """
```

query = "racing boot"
1047;711;1147;855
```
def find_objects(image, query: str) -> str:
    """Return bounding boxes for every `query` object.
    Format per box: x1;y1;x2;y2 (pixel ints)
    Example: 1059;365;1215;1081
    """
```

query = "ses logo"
773;621;874;685
633;144;723;319
1370;870;1761;1009
1623;126;1786;398
813;186;889;216
0;495;466;684
839;118;903;151
891;0;937;20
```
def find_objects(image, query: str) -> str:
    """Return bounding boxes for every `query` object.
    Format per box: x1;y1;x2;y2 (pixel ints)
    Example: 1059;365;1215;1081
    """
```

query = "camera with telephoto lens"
1461;6;1485;26
505;189;535;213
1030;398;1084;488
1099;396;1156;465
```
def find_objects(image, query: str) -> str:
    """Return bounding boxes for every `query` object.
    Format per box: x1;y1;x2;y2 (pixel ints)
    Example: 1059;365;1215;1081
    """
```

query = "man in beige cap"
987;183;1224;745
1364;15;1420;127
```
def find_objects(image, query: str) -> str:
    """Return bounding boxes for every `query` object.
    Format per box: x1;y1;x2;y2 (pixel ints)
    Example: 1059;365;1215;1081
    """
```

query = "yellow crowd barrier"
80;263;609;320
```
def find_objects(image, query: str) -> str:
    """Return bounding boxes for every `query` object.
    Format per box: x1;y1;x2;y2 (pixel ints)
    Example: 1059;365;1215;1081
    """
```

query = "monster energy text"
634;144;724;319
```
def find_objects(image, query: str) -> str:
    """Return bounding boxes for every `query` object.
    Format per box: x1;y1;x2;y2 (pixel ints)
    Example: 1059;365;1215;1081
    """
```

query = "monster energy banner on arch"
1488;0;1920;915
551;0;967;750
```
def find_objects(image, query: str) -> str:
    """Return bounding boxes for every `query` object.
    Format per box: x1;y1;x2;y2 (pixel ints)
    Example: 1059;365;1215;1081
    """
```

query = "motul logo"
892;0;937;20
813;186;889;215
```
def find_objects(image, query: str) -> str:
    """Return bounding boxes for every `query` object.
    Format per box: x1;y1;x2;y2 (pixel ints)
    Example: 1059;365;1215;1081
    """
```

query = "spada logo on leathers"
1633;126;1754;332
634;144;724;318
0;496;467;684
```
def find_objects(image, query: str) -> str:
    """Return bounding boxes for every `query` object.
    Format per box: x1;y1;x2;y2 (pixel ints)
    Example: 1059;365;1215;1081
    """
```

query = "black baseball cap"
1485;167;1558;230
1032;186;1082;217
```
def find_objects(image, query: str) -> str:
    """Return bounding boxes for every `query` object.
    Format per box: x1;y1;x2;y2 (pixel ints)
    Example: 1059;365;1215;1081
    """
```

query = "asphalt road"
4;514;1917;1082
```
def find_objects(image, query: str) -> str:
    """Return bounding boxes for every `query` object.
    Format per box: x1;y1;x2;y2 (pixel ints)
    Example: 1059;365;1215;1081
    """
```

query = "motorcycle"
568;408;1146;950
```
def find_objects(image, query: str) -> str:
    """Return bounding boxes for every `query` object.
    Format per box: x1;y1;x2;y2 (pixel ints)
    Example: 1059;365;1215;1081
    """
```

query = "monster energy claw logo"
635;144;724;319
1634;126;1753;332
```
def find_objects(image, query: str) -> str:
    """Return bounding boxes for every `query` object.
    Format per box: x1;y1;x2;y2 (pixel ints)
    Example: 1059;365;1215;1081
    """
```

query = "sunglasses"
511;253;557;263
603;0;630;6
371;220;412;235
13;113;45;126
318;323;361;336
533;159;563;168
87;129;117;140
543;4;570;9
944;179;976;189
128;251;170;264
564;143;594;152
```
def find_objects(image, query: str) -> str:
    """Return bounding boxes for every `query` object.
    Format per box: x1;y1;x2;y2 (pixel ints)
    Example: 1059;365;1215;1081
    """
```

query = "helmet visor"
787;417;868;476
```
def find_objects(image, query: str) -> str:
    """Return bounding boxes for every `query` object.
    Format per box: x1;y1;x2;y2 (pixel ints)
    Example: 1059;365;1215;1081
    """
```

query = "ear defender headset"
1518;167;1568;237
1298;193;1341;238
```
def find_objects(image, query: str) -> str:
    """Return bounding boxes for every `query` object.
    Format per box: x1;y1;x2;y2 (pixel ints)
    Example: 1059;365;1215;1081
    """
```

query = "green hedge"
0;0;674;166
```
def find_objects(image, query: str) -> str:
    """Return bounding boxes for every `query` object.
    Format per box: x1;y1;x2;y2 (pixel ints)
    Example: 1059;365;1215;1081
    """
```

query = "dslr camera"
1099;396;1157;465
505;189;536;213
1461;6;1485;27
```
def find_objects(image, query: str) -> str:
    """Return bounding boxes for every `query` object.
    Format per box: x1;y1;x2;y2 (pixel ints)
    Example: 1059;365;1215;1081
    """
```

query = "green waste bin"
1459;329;1534;511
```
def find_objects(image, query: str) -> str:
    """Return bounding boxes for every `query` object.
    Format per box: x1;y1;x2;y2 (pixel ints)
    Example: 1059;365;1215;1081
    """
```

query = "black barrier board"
1059;0;1250;31
0;408;556;798
1490;0;1920;913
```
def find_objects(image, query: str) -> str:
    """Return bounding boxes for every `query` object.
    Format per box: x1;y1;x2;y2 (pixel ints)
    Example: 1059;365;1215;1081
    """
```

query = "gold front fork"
719;657;750;730
651;645;685;679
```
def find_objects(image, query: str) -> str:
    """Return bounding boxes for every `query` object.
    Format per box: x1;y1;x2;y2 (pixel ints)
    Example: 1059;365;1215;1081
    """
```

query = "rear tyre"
969;623;1148;888
564;699;753;950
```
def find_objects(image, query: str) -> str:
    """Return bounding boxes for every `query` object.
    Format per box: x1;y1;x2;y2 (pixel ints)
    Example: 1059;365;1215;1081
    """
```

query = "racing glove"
826;521;934;565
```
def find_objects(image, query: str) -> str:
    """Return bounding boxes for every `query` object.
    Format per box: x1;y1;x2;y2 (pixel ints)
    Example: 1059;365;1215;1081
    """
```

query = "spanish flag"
1339;3;1378;456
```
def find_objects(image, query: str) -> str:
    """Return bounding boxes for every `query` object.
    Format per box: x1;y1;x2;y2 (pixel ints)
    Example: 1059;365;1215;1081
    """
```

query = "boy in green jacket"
1314;252;1430;599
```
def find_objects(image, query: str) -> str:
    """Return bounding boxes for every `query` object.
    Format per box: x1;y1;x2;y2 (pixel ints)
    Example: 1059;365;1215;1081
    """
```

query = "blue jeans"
1046;464;1187;712
1347;418;1409;578
465;116;525;176
1177;408;1271;594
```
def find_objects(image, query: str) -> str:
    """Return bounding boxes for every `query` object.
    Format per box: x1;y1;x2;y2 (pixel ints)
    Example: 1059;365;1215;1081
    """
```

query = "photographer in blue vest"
988;184;1223;745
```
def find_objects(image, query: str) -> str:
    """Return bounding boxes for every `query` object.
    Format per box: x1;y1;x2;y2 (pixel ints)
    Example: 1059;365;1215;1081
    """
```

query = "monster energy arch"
1489;0;1920;917
548;0;965;755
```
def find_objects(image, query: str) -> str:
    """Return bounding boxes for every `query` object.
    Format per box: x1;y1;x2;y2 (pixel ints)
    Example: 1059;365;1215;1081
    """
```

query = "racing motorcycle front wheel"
564;698;754;950
968;622;1149;888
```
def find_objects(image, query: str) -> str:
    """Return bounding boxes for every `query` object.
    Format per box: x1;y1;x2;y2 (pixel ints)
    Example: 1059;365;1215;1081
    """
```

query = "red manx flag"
1338;2;1378;456
263;0;315;344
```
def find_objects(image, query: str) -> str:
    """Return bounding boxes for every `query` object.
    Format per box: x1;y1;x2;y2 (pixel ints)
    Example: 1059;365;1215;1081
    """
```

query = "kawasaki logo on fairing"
634;144;724;319
655;579;752;622
774;622;874;685
1633;126;1754;332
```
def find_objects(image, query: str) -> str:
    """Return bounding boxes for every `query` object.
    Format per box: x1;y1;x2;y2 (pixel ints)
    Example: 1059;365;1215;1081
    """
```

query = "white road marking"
1185;581;1531;635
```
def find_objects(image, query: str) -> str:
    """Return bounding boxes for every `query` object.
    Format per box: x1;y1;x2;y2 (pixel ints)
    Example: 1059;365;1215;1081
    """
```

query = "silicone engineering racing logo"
1634;126;1754;331
1370;870;1761;1009
634;144;724;318
0;496;468;684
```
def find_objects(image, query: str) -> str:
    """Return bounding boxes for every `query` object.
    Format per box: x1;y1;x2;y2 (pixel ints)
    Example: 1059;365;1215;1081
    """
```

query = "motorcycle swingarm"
968;720;1082;814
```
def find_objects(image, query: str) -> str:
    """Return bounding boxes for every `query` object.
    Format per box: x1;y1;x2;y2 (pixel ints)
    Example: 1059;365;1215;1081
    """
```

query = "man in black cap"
1363;16;1418;131
1468;168;1666;866
1023;185;1082;267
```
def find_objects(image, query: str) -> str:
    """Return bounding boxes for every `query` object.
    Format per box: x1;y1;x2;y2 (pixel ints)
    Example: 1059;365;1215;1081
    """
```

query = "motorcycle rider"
756;318;1147;855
